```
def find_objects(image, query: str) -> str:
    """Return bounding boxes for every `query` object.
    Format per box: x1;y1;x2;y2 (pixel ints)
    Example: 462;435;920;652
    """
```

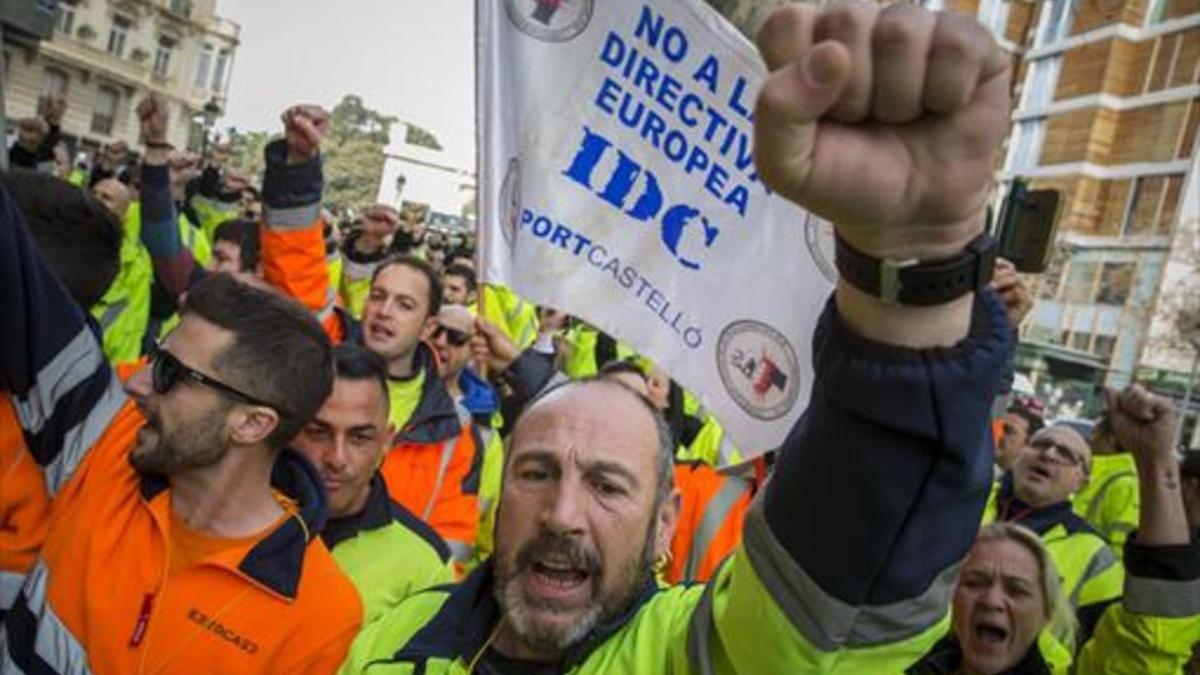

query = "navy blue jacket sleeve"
0;181;124;494
765;290;1010;605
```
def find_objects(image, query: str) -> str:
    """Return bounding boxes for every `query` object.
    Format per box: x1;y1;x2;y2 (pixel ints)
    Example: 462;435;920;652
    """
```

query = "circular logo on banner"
499;158;522;248
804;212;838;283
505;0;594;42
716;321;801;421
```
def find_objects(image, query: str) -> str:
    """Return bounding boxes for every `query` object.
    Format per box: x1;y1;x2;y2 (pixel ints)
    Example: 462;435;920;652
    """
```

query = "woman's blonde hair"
974;522;1078;652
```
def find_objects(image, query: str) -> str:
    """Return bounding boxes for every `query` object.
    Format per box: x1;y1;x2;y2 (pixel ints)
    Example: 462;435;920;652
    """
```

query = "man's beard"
130;405;230;475
494;522;657;655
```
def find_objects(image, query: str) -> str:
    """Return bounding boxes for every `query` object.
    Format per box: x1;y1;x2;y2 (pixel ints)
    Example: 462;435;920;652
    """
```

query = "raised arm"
0;182;125;495
260;105;343;341
136;94;202;305
1075;385;1199;672
699;5;1013;672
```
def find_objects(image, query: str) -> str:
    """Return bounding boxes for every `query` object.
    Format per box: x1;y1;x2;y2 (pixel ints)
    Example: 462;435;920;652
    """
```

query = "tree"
226;127;271;180
322;94;397;209
405;123;442;151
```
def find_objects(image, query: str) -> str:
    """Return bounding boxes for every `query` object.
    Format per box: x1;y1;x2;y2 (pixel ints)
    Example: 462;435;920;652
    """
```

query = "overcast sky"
215;0;476;166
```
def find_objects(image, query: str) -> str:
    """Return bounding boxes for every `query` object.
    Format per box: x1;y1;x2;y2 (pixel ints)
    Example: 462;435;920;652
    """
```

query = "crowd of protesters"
1;3;1198;674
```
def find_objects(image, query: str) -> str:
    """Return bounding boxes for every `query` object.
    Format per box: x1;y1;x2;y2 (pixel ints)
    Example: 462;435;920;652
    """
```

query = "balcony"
212;16;240;41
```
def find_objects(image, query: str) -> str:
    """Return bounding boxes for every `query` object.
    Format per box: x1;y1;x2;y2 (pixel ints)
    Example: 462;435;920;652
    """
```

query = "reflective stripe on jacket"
667;461;753;585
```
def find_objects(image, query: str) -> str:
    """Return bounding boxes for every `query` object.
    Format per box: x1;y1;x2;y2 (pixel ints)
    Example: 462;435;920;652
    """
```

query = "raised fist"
754;3;1010;261
137;94;170;146
280;104;330;164
38;97;67;126
1105;385;1179;470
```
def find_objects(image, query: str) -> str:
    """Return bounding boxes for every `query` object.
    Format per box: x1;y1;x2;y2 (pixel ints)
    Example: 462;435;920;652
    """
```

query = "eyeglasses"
151;348;286;416
1028;437;1087;469
433;325;471;347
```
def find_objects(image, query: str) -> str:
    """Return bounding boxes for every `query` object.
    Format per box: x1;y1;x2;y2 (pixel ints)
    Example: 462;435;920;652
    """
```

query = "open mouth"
524;555;593;600
973;619;1009;648
1029;464;1053;481
367;322;395;341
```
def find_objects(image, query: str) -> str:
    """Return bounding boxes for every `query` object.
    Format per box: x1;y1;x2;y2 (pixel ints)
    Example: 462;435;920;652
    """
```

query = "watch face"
804;212;837;283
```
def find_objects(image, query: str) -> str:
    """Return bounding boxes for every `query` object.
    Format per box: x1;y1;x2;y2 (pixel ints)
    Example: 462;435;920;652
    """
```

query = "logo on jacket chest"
188;607;259;655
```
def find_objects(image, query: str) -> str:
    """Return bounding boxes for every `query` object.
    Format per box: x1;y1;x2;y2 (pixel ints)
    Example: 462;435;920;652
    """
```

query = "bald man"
986;424;1124;647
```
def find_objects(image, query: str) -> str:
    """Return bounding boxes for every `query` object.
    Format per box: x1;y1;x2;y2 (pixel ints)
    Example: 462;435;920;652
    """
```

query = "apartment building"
3;0;240;158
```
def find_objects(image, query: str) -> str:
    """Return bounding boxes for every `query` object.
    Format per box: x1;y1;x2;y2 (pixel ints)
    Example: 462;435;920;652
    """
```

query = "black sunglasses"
433;325;471;347
151;348;286;416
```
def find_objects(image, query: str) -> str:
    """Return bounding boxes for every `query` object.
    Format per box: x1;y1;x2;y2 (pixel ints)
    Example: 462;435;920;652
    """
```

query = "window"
1007;118;1046;172
1069;331;1092;352
169;0;191;17
211;48;230;92
39;68;68;110
1020;57;1062;110
108;15;132;57
1147;0;1189;24
1095;262;1136;305
194;44;213;89
1062;261;1098;303
56;2;76;36
1039;253;1065;300
978;0;1011;38
154;36;176;77
92;85;119;135
1026;325;1066;345
1037;0;1074;46
1093;335;1116;361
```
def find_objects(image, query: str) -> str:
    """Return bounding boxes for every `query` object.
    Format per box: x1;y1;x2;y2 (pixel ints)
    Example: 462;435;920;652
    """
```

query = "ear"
653;488;682;561
228;405;280;448
419;315;439;341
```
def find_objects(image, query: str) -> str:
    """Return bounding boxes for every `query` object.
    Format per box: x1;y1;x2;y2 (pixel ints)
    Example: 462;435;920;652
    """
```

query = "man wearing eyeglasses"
0;180;363;673
985;424;1124;648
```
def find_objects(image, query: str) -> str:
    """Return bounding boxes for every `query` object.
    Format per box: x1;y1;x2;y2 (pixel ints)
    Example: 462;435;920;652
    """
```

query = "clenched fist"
753;3;1010;262
281;105;330;164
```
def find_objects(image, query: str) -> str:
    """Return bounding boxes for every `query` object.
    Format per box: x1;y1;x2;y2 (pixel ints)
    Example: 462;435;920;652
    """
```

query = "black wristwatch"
835;233;998;306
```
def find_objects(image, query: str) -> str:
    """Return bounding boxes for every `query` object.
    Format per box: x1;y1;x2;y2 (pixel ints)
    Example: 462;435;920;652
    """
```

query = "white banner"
477;0;835;456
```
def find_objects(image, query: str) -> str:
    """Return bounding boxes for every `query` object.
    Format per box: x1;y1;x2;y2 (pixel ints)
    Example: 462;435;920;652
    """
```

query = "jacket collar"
457;367;499;420
910;636;1053;675
995;474;1091;537
395;342;462;444
321;473;394;550
136;449;327;600
389;560;660;671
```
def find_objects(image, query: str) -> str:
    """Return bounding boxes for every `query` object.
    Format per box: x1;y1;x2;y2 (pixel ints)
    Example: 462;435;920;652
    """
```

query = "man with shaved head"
986;423;1124;646
343;2;1031;672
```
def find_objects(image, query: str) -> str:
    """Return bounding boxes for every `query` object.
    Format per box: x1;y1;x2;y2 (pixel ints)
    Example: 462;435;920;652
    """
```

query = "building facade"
376;123;477;234
706;0;1199;431
3;0;239;159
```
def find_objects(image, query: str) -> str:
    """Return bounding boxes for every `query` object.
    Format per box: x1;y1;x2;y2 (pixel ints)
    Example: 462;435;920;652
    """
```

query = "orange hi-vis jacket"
0;182;362;674
379;344;483;567
0;395;50;614
667;461;756;585
258;140;481;565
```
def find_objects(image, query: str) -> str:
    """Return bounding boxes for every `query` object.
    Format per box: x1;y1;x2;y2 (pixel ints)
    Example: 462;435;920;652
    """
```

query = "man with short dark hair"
0;184;363;671
997;399;1044;471
442;262;476;307
292;344;452;623
210;218;261;275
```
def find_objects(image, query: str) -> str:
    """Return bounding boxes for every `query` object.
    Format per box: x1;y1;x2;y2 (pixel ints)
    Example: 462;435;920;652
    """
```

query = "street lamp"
199;97;222;154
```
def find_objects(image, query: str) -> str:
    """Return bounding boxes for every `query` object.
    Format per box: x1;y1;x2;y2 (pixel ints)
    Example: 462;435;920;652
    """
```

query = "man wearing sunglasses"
0;179;362;673
985;424;1124;648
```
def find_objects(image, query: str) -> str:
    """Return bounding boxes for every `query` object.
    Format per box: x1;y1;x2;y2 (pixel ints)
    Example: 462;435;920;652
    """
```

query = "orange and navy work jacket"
667;461;755;585
259;138;345;344
0;395;50;615
379;344;484;567
0;182;362;674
